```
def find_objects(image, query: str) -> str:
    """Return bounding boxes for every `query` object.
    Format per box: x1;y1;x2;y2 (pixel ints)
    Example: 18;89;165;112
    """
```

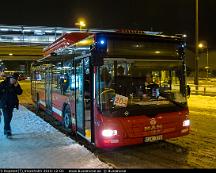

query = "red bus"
31;31;190;148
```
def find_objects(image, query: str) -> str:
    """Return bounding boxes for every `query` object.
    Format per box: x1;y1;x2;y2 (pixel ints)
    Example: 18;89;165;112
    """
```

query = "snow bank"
0;106;110;169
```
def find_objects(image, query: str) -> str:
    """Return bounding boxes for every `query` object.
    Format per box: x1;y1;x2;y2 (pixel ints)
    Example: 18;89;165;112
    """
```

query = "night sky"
0;0;216;48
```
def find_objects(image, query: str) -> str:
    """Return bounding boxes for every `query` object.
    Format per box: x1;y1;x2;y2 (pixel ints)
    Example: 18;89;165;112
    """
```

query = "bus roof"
43;32;93;58
42;30;184;59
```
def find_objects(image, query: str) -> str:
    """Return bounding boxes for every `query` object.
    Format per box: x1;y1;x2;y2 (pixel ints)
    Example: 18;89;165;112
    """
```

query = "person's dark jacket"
0;77;23;109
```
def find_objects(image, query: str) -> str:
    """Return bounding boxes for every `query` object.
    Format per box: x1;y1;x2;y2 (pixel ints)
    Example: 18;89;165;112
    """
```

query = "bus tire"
35;94;40;113
63;104;72;131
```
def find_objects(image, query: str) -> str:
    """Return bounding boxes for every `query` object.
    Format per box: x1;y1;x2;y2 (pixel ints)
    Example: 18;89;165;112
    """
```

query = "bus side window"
59;73;70;95
100;67;112;89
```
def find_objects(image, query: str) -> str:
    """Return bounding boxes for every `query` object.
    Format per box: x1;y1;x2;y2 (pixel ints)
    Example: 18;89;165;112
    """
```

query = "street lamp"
198;42;209;80
75;20;86;31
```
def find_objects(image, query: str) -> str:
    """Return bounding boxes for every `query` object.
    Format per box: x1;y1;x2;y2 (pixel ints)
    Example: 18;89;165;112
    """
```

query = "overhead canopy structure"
0;25;116;61
0;44;43;61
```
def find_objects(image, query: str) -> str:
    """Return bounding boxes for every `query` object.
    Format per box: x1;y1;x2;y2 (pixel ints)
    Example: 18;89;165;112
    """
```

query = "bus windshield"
97;59;187;117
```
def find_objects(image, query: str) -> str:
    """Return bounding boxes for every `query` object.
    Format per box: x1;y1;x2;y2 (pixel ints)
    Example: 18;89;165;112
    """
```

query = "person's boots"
6;130;12;138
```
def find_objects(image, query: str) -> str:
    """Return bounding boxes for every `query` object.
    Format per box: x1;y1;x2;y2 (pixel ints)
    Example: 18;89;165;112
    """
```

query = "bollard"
204;87;206;95
195;85;199;95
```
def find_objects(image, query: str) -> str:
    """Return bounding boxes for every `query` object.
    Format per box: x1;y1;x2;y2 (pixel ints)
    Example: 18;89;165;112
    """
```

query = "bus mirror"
91;47;104;66
92;54;104;66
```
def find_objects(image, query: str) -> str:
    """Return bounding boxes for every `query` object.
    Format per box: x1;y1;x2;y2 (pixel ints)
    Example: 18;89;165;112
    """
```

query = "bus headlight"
102;129;117;137
183;120;190;127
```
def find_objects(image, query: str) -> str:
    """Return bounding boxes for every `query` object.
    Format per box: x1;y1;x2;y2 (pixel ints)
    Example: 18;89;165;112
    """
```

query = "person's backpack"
0;81;7;108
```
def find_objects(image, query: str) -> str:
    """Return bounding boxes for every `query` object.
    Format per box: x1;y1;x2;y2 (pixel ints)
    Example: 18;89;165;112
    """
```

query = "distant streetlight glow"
79;21;86;27
198;41;209;80
75;19;86;31
9;53;13;56
198;43;203;48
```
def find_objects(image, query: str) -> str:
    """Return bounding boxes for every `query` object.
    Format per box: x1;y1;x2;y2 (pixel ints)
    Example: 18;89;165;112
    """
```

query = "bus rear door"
45;66;52;114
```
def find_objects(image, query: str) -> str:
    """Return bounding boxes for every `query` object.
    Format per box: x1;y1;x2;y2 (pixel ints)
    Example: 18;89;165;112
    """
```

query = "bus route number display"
114;94;128;107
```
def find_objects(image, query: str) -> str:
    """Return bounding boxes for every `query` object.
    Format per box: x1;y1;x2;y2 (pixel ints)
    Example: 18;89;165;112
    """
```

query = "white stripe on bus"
39;100;62;116
52;107;62;116
39;100;46;106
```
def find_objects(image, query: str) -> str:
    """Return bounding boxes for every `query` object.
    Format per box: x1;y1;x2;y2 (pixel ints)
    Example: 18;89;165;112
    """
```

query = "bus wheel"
63;104;72;131
35;94;40;113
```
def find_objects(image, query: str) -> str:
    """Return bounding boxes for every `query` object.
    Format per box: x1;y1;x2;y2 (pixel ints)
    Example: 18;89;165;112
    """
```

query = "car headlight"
183;119;190;127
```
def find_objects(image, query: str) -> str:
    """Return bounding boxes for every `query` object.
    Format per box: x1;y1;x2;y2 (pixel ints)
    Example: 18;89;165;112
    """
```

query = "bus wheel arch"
62;104;73;131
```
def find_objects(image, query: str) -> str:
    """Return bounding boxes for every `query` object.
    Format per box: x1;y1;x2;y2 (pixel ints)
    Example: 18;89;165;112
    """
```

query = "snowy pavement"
0;106;110;169
1;81;216;168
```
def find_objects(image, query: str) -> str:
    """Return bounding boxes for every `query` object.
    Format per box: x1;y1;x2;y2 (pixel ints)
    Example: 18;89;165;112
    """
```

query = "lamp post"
195;0;199;91
206;48;209;80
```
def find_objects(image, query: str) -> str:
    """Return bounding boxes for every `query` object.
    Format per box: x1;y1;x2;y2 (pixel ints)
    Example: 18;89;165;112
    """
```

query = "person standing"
144;73;159;99
0;73;23;137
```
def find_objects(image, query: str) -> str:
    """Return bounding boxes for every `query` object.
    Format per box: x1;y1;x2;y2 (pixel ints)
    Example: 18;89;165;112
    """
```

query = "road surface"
2;80;215;168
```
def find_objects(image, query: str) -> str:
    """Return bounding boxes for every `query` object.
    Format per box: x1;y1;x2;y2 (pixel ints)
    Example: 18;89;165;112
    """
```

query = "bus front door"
45;67;52;114
75;57;92;141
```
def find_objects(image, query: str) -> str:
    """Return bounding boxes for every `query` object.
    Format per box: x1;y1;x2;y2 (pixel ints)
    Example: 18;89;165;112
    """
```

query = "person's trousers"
2;107;14;133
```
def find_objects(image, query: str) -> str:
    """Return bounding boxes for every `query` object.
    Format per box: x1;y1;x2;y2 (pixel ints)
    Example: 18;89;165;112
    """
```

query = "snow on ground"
167;95;216;168
1;81;216;168
188;95;216;113
0;106;110;169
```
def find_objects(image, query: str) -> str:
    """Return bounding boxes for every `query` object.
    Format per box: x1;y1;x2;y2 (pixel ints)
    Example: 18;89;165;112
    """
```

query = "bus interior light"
102;129;117;137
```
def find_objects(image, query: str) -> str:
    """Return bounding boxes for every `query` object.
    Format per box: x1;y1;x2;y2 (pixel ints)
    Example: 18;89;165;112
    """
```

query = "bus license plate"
144;135;163;142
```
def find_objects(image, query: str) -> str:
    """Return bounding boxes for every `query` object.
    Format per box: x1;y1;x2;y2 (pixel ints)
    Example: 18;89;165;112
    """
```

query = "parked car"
18;74;27;81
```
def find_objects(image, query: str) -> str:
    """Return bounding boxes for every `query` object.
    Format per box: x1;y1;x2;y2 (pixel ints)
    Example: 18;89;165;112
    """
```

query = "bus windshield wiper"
162;95;185;108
